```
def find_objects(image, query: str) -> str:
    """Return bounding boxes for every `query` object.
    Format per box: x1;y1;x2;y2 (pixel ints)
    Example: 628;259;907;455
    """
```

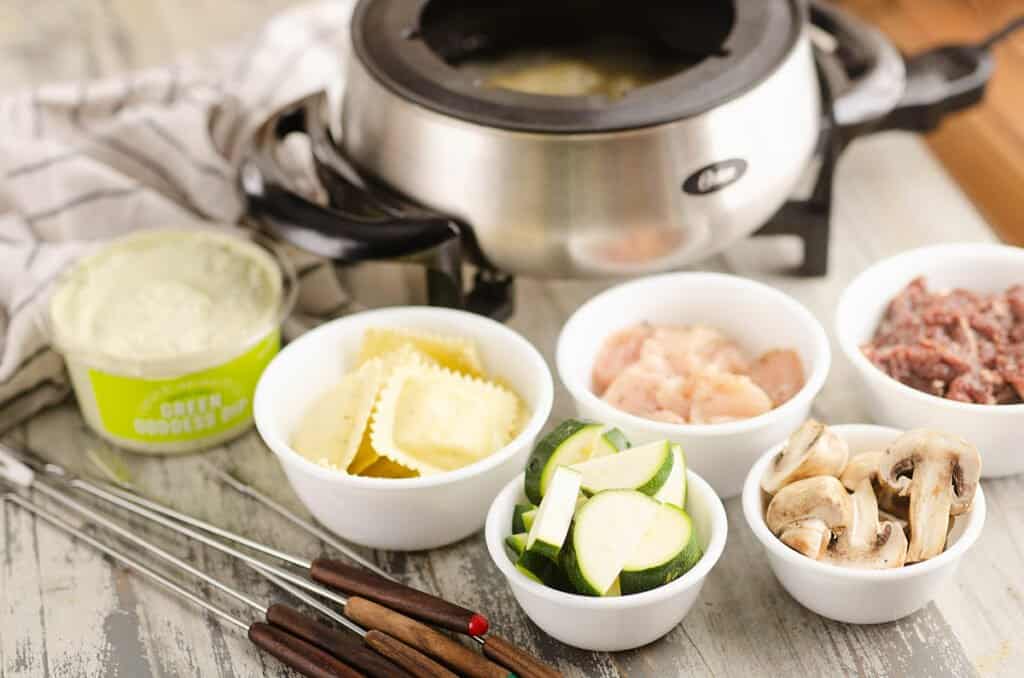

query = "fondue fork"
3;484;460;678
11;446;487;637
36;476;512;678
91;472;560;678
203;464;561;678
0;446;543;678
201;461;387;578
2;482;464;677
4;494;368;678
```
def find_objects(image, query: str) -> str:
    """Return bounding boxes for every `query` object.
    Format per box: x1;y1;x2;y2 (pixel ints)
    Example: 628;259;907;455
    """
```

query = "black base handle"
245;93;515;320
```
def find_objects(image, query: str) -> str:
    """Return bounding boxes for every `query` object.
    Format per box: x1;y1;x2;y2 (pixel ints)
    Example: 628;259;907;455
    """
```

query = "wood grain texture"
344;597;509;678
836;0;1024;248
364;630;458;678
265;603;411;678
310;557;481;635
1;2;1021;678
482;634;564;678
249;622;365;678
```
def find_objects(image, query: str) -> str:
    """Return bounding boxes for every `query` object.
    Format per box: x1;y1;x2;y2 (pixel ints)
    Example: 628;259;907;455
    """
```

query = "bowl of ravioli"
254;307;554;550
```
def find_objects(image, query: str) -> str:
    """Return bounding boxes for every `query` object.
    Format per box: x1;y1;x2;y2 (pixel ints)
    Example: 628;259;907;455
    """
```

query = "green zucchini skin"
515;551;551;583
521;508;537;531
575;440;674;497
526;536;562;562
524;419;599;504
516;551;574;592
512;503;536;533
560;527;604;597
505;532;528;557
619;508;703;595
635;443;675;496
600;427;631;452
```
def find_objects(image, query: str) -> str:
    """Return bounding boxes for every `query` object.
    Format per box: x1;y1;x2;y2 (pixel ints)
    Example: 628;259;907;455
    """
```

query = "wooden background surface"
837;0;1024;248
1;2;1023;677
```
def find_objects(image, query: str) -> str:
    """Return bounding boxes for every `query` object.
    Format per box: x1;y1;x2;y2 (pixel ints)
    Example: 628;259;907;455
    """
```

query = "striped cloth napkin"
0;1;357;434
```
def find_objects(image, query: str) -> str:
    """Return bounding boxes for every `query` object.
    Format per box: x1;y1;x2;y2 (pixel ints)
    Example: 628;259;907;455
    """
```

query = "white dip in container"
49;228;293;454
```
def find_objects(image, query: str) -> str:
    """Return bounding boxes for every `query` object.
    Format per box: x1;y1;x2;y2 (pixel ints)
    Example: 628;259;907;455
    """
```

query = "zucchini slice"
653;445;687;509
596;427;631;455
525;466;582;561
516;551;553;583
570;440;674;497
521;507;537;532
524;420;620;503
505;532;528;557
620;504;703;595
522;495;582;536
512;503;536;533
516;551;574;592
562;490;659;596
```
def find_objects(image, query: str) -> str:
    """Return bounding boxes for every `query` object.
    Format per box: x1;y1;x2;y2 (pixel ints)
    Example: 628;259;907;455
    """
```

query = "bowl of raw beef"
556;272;830;498
836;243;1024;477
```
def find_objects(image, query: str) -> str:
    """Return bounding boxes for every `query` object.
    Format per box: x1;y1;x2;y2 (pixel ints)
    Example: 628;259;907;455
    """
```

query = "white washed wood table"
2;4;1022;677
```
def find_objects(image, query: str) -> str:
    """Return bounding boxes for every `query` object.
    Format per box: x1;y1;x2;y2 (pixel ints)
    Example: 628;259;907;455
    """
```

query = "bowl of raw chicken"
557;272;830;497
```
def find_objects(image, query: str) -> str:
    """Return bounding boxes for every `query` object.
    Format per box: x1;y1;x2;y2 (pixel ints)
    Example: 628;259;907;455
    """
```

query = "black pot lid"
351;0;807;134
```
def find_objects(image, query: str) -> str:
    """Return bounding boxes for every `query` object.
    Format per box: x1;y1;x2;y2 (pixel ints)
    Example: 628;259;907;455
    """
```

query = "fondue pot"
246;0;1010;318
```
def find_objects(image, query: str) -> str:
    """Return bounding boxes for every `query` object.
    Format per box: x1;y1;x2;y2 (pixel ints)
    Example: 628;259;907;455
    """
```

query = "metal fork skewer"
3;493;398;678
4;494;248;631
259;569;364;636
202;461;390;579
89;479;311;569
7;449;490;639
33;478;351;608
207;468;493;646
29;480;269;611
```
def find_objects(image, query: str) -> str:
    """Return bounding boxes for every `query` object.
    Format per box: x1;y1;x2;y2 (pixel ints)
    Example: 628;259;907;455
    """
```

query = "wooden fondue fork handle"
249;623;366;678
482;634;562;678
311;558;489;636
344;597;513;678
265;604;412;678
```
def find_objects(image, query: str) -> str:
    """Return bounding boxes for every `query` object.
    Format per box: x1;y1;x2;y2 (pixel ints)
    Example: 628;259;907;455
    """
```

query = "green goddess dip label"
88;332;279;443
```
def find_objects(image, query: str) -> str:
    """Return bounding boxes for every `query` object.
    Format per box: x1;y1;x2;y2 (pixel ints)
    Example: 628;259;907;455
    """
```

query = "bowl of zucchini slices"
484;419;727;651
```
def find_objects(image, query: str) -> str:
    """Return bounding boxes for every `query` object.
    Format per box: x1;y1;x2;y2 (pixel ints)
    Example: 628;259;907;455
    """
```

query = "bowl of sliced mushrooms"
742;420;986;624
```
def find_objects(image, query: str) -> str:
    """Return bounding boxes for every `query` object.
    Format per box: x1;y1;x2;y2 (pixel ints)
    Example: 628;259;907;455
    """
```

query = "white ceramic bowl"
557;272;830;498
742;424;986;624
254;307;554;551
485;470;727;652
836;243;1024;477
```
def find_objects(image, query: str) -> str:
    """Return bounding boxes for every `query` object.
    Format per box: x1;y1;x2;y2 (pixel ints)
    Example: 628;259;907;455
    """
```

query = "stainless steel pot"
342;0;819;277
246;0;1009;315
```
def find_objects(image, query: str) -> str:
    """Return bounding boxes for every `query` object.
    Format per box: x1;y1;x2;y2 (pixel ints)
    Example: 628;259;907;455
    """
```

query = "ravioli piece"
376;342;437;373
371;363;520;475
357;327;484;377
347;433;380;475
361;457;419;479
291;359;386;470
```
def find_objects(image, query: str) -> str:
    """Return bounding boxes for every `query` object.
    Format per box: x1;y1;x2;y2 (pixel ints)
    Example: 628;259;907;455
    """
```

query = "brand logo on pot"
682;159;748;195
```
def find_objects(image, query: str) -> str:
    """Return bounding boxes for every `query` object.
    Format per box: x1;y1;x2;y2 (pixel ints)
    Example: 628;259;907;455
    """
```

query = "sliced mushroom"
761;420;849;494
845;479;880;550
765;476;850;559
822;479;908;569
838;451;882;490
825;522;908;569
777;518;832;559
877;430;982;563
879;509;909;537
839;450;909;520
